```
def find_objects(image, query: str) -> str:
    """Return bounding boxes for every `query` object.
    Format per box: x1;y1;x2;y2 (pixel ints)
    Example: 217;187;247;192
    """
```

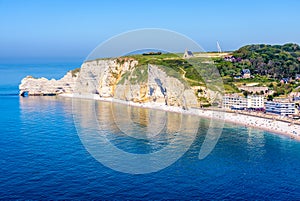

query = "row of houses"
222;94;296;116
280;75;300;84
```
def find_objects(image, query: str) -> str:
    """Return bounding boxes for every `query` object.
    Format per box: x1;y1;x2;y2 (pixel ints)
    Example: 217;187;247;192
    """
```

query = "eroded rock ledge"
19;71;78;96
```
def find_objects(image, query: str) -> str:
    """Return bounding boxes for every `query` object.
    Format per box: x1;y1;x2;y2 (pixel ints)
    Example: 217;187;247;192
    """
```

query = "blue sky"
1;0;300;63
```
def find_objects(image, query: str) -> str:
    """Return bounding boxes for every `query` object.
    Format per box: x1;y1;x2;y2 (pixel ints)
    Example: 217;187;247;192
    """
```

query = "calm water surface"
0;93;299;200
0;63;299;199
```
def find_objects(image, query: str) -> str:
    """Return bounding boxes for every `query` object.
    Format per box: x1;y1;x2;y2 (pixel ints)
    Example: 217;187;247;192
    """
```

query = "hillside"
215;43;300;79
80;44;300;98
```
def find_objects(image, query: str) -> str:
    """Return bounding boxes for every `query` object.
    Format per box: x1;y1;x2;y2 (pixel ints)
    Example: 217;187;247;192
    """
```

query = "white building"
222;94;264;110
183;49;194;58
222;94;247;109
265;101;295;116
247;95;264;109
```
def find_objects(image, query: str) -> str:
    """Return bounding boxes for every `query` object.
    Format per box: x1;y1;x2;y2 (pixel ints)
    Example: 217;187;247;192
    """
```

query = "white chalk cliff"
19;58;199;109
19;71;78;96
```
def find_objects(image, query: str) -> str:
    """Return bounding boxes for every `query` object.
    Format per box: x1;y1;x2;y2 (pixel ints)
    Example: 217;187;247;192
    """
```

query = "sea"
0;63;300;200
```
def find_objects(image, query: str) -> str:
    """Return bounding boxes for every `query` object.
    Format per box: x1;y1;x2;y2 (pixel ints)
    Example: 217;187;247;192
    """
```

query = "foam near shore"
60;93;300;141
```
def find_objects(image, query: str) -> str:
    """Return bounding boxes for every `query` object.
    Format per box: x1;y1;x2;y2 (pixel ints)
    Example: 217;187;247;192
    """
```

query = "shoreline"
59;93;300;141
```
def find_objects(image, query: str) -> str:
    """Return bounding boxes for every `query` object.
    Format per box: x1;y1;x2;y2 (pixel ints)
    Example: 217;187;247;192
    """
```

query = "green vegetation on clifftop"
77;43;300;98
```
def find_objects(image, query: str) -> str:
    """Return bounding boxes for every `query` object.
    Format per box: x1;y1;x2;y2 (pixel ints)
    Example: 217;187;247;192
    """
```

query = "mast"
217;41;222;53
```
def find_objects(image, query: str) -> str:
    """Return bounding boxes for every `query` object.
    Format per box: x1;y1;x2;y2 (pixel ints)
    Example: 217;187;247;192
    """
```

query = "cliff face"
19;71;78;96
114;64;198;108
19;58;199;109
76;58;138;97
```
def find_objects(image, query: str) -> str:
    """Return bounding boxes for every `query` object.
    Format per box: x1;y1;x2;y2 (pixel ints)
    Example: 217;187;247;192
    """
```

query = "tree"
268;83;274;88
243;91;249;97
267;95;274;101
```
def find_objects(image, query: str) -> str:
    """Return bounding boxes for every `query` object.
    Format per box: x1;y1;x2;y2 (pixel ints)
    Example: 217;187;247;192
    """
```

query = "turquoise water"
0;64;300;199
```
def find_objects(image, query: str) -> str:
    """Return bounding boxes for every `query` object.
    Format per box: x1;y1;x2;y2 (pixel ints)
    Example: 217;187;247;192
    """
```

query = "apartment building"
222;94;264;110
265;101;295;116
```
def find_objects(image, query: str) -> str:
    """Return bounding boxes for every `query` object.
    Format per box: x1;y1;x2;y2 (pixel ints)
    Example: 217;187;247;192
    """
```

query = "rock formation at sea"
19;71;78;96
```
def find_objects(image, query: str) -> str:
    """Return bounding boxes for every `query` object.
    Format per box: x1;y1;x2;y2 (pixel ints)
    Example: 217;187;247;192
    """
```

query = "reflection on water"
128;106;150;127
247;127;265;148
97;102;168;153
110;103;167;139
72;98;200;174
19;96;225;174
14;96;300;199
19;96;72;114
246;128;266;162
